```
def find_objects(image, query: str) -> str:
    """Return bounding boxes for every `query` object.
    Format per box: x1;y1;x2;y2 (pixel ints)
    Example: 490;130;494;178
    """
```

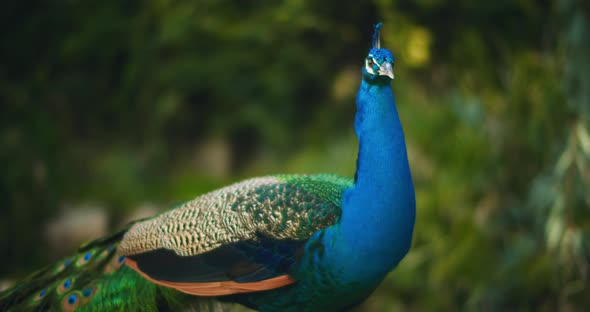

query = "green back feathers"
276;174;353;207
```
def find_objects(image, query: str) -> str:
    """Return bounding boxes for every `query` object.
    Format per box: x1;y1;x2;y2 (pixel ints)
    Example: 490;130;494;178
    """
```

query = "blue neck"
335;77;415;279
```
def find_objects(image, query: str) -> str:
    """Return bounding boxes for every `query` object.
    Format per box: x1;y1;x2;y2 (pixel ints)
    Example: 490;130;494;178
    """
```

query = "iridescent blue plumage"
234;23;415;311
0;23;415;312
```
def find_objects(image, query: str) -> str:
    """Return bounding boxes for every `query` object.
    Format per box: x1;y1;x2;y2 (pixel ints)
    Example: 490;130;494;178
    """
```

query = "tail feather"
0;227;129;311
0;223;247;311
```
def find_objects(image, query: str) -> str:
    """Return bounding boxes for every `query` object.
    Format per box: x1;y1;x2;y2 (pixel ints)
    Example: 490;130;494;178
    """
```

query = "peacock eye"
367;58;374;67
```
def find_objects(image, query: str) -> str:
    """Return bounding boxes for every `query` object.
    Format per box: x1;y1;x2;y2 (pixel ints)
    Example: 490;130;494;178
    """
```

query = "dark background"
1;1;589;310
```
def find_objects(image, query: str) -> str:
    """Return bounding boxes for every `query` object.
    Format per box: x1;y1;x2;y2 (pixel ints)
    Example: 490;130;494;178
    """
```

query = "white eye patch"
364;57;379;75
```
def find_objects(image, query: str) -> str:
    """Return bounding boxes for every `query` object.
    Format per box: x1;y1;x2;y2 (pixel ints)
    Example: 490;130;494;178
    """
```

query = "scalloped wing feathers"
119;174;352;295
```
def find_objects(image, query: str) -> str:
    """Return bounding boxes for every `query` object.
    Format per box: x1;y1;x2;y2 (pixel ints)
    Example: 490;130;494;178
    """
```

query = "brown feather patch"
125;258;296;296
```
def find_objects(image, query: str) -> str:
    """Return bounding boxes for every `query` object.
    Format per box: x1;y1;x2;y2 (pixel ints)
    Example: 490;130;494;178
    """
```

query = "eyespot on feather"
57;278;75;294
76;251;94;266
80;285;98;304
55;258;73;273
97;244;117;261
61;292;81;312
104;254;125;273
31;288;47;302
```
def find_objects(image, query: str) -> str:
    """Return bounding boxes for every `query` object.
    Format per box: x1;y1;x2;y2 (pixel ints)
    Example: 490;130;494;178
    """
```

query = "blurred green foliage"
1;0;588;310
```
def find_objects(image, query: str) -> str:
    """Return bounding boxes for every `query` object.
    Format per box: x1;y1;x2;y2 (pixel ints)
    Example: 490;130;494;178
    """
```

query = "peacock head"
362;23;395;83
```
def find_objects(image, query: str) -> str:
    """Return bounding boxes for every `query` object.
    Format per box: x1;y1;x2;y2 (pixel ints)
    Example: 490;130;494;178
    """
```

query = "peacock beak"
377;62;394;79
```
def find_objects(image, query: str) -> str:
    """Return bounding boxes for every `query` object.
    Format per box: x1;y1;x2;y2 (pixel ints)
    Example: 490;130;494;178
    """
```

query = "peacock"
0;23;415;312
